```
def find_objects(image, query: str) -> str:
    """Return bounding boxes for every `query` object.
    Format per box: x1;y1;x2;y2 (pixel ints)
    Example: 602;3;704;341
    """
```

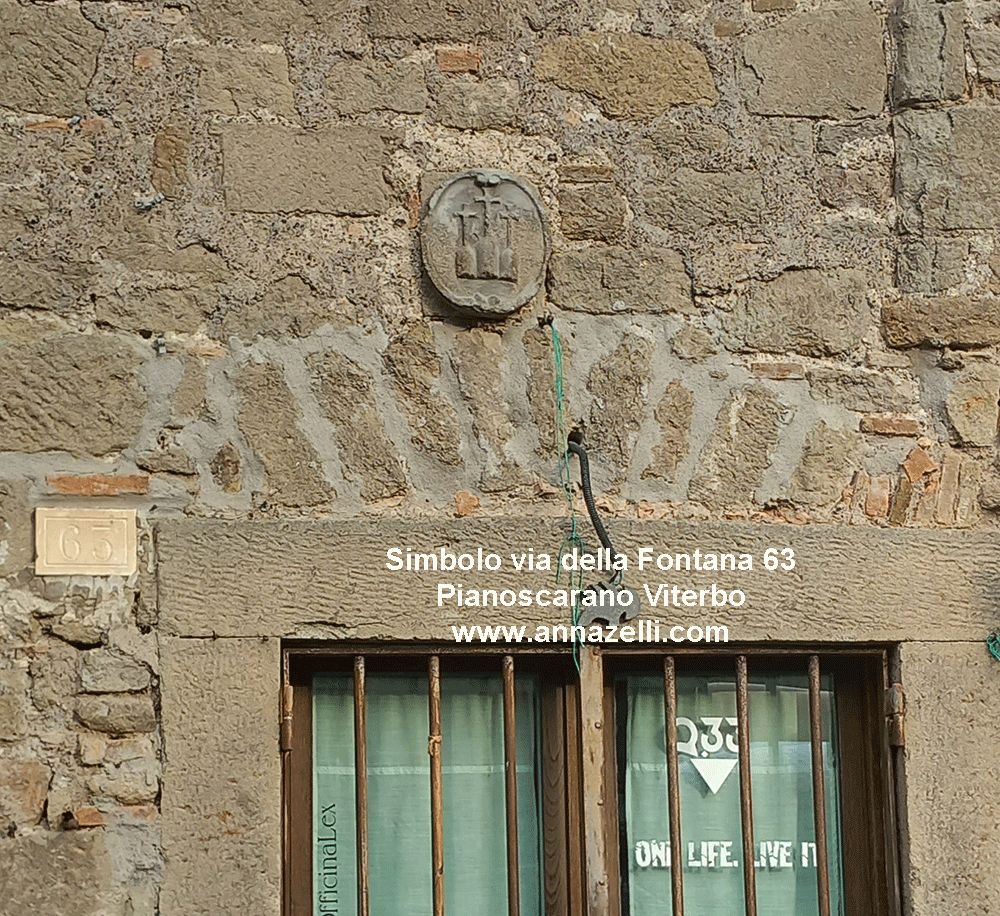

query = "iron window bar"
353;656;370;916
287;644;872;916
344;653;526;916
659;653;833;916
809;655;833;916
735;655;758;916
429;656;445;916
662;658;684;916
503;655;522;916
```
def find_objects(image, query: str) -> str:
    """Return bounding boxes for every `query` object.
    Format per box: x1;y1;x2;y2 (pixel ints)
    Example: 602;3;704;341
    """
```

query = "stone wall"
2;0;1000;912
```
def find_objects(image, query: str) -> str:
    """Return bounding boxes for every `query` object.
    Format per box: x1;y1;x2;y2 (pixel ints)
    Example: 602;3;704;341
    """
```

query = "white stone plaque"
35;508;137;576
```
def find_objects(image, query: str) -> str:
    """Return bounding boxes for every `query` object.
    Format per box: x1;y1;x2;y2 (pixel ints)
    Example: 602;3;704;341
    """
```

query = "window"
283;648;899;916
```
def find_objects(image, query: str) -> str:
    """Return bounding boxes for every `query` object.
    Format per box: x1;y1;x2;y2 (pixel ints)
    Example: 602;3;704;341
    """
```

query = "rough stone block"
309;351;408;501
0;258;93;314
523;324;559;456
0;186;48;238
433;78;518;130
646;168;764;233
547;245;693;314
384;323;462;466
641;380;693;482
971;26;1000;82
882;295;1000;348
0;189;47;248
160;637;280;916
788;421;861;507
896;108;1000;232
0;666;30;740
536;34;718;118
740;2;886;118
75;695;157;736
436;48;482;73
0;1;104;115
223;275;331;341
79;733;107;766
0;832;115;915
184;45;296;117
808;368;915;413
903;642;1000;916
0;481;32;578
672;325;717;362
152;124;192;199
80;649;152;694
0;761;50;829
723;269;869;356
689;385;790;510
102;216;229;276
80;735;155;772
367;0;504;39
237;363;332;507
156;517;1000;641
897;237;968;293
860;416;920;436
88;759;159;804
557;183;626;240
816;118;889;156
587;334;654;478
947;364;1000;446
72;805;105;827
210;443;242;493
220;126;389;215
449;328;523;491
559;164;616;184
815;167;890;210
28;639;78;711
136;447;197;476
174;357;207;419
326;58;427;115
97;287;215;335
134;47;162;71
0;319;147;456
892;0;966;105
751;362;805;380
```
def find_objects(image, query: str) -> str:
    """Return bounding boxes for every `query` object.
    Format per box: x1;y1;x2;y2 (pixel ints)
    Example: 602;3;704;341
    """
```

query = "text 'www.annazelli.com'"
452;621;729;644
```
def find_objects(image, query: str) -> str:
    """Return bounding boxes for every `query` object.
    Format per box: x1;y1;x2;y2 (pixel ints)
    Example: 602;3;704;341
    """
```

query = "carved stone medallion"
421;169;550;318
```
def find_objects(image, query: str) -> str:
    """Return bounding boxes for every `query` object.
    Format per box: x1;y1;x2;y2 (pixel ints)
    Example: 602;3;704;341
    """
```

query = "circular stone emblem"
421;169;550;318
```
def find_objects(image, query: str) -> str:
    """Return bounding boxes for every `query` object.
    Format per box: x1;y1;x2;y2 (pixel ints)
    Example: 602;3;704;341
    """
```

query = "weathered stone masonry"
1;0;999;912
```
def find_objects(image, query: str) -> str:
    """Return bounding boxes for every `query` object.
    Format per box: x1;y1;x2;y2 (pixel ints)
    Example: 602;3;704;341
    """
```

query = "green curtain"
619;672;843;916
313;673;541;916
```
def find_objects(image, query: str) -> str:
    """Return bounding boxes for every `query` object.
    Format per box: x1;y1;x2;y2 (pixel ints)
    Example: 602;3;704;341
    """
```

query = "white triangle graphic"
690;757;738;795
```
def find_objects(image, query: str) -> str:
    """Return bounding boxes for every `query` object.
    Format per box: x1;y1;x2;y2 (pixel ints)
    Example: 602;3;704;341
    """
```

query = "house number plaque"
421;169;550;318
35;508;137;576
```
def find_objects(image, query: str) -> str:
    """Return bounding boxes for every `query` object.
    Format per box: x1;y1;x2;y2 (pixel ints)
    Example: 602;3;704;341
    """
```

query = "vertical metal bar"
502;655;521;916
354;656;370;916
578;647;609;916
429;656;445;916
809;655;832;916
663;657;684;916
735;655;758;916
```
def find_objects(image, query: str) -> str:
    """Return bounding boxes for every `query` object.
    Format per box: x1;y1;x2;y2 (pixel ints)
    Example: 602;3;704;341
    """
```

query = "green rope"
988;633;1000;662
549;320;586;673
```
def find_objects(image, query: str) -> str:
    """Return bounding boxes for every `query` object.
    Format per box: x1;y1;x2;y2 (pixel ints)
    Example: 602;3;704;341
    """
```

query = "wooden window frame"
283;644;900;916
283;646;584;916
